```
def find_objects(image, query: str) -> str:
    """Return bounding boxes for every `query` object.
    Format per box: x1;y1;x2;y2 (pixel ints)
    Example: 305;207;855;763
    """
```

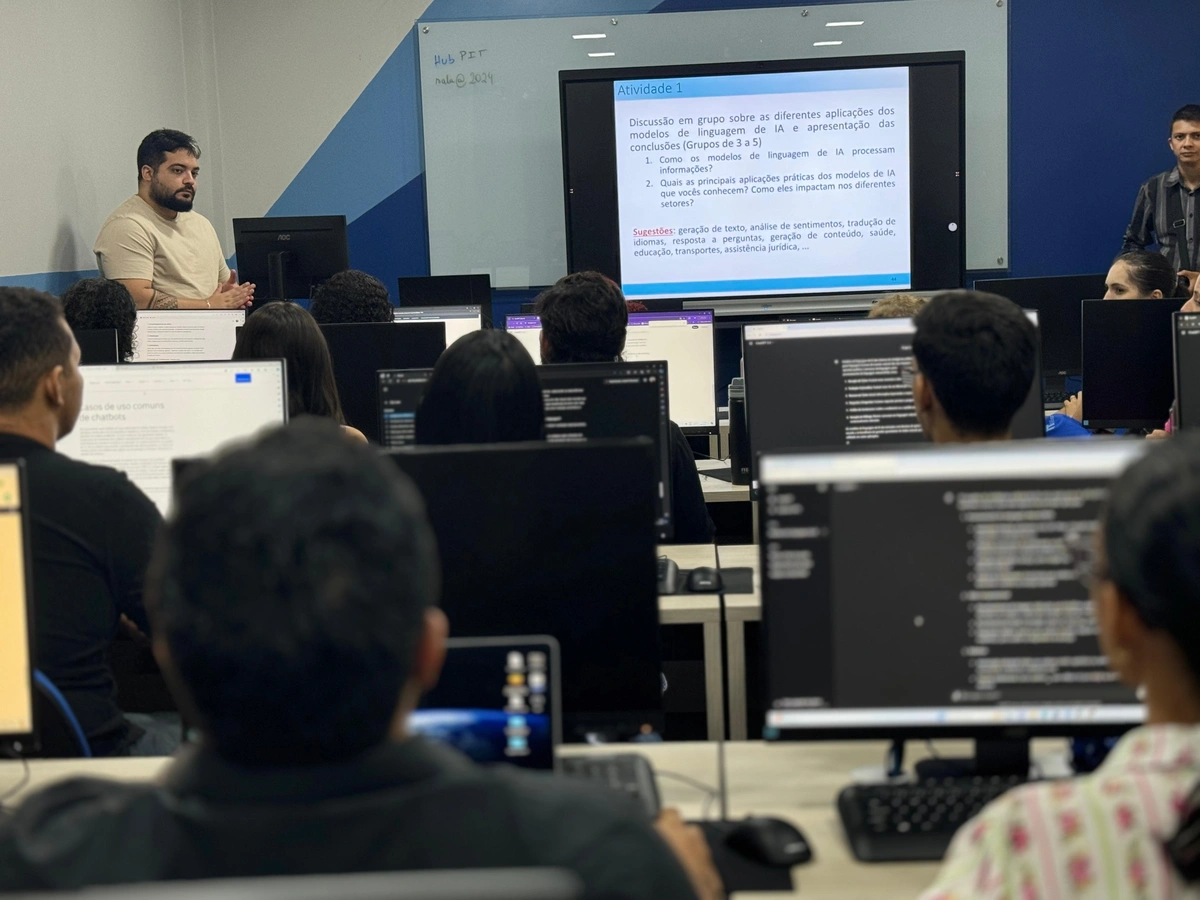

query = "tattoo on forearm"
150;291;179;310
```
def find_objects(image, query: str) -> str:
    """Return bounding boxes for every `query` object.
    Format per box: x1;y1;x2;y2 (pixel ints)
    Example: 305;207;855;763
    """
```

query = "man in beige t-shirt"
95;130;254;310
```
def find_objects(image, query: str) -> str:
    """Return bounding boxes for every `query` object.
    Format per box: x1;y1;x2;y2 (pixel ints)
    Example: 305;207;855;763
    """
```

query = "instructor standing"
95;130;253;310
1123;104;1200;285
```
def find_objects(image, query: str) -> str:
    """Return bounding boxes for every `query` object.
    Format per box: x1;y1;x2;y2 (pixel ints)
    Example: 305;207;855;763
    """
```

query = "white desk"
0;741;972;899
658;544;724;740
697;458;751;503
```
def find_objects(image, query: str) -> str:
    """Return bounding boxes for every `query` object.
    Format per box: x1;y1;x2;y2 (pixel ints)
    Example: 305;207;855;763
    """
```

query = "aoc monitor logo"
276;234;292;241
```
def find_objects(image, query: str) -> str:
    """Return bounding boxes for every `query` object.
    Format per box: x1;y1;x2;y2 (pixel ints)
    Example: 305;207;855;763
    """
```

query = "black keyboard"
838;775;1026;862
560;753;662;819
1043;390;1070;408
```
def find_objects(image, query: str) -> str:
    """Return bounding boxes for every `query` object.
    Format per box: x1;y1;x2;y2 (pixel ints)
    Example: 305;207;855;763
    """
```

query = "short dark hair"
534;271;628;363
309;270;394;325
233;301;346;424
912;290;1037;438
1171;104;1200;129
60;278;138;362
415;330;545;445
1105;431;1200;689
1113;250;1191;299
149;418;440;766
0;287;72;411
137;129;200;181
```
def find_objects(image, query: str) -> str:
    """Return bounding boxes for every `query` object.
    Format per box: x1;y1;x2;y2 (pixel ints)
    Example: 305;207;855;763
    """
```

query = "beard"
150;177;194;212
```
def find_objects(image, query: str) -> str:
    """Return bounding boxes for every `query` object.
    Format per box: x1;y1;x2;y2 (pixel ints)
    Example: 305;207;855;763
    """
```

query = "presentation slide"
57;362;286;515
614;67;912;299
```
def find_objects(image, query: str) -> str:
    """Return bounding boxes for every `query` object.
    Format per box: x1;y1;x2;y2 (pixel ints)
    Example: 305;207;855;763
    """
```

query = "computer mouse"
687;566;723;593
725;816;812;867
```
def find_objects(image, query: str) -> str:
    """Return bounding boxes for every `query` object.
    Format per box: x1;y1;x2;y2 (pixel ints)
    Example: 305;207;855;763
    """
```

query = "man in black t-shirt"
534;272;716;544
0;287;165;756
0;419;719;899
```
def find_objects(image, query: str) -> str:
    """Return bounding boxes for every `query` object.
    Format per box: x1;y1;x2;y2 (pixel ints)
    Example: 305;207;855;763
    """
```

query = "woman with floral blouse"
923;432;1200;899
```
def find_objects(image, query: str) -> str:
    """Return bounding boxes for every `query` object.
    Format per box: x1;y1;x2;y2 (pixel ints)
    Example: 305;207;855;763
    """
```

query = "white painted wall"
0;0;429;280
207;0;428;248
0;0;199;278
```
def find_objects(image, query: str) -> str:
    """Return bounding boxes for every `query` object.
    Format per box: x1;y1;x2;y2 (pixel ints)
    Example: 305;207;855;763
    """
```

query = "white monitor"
57;360;288;515
505;310;717;432
130;310;246;362
393;304;482;347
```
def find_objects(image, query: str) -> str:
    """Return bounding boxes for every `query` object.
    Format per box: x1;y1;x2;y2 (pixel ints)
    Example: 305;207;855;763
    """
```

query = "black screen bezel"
560;51;965;301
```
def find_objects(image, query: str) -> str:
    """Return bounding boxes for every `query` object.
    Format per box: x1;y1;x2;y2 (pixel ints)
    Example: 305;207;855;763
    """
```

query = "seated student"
60;277;138;362
1052;251;1197;434
309;269;394;325
0;420;721;900
868;292;928;319
535;272;716;544
231;301;367;443
911;290;1038;444
415;330;544;444
921;433;1200;899
0;288;172;756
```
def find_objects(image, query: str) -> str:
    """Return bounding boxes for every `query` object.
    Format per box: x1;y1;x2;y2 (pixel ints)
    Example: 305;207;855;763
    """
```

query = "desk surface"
0;740;969;899
697;458;751;502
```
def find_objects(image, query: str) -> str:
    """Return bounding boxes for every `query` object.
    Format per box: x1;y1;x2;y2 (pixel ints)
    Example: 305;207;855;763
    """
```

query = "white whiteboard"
418;0;1007;286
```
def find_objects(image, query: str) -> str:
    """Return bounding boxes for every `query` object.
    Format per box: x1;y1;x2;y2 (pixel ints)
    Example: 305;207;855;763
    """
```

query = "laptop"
412;636;561;771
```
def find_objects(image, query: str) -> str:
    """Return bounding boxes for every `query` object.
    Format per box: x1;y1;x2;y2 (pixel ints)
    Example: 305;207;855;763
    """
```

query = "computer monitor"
759;440;1146;758
742;315;1046;482
387;440;662;738
377;368;433;449
974;273;1106;377
56;360;288;515
73;328;119;365
232;215;349;301
1081;298;1178;431
413;636;561;771
506;311;718;433
0;461;34;753
393;304;483;346
397;274;492;325
319;322;446;444
539;360;673;541
1175;312;1200;430
129;310;245;362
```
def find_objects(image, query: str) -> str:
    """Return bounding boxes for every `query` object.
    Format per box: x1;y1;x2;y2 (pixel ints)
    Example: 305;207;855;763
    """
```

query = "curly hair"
533;271;628;363
60;277;138;361
309;270;394;325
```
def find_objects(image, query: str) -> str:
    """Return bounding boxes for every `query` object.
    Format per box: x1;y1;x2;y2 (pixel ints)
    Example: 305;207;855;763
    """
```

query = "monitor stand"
266;250;294;301
912;738;1031;780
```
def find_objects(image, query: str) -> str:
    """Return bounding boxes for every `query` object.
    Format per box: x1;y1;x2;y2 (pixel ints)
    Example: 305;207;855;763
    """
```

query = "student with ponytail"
923;432;1200;899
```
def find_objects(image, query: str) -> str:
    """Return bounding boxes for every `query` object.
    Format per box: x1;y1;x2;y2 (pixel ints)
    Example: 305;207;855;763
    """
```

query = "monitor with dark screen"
760;440;1146;743
742;315;1045;483
378;368;433;448
974;273;1106;377
506;312;717;433
413;636;560;771
73;328;119;365
388;440;662;739
232;215;349;301
538;361;673;541
1081;298;1177;431
319;322;446;443
1176;312;1200;430
397;274;492;326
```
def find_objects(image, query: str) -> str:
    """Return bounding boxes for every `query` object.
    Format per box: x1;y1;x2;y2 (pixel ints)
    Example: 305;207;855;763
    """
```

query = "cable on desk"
656;770;720;819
